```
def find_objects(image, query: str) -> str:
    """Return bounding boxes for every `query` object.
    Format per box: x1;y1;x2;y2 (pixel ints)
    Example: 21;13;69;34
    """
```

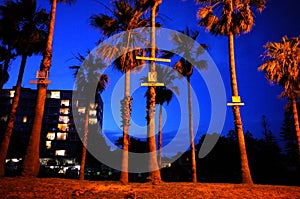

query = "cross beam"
136;56;171;63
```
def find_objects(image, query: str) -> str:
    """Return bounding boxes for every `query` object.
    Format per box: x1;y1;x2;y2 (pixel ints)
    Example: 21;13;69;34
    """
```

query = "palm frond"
259;36;300;98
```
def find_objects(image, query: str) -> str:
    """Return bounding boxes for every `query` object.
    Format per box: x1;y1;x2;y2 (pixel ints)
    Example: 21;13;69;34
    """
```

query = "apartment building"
0;87;103;168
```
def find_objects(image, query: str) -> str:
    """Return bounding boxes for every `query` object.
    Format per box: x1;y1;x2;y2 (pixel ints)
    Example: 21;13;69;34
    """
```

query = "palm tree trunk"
291;96;300;164
187;76;197;183
0;54;27;176
158;104;163;168
147;1;161;184
120;69;130;184
79;106;89;180
228;33;253;184
22;0;57;177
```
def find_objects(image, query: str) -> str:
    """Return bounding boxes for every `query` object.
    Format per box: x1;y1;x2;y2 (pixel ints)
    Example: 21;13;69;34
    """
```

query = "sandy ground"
0;177;299;198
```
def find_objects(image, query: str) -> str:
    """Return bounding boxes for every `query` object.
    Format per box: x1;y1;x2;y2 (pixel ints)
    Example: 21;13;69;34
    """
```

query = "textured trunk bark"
22;0;57;177
187;76;197;183
120;69;130;184
291;97;300;164
79;106;89;180
228;33;253;184
158;104;163;168
147;1;161;184
0;54;27;176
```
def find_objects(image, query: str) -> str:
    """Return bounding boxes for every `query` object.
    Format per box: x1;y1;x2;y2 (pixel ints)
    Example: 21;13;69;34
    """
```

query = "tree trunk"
291;96;300;164
228;33;253;184
79;106;89;180
120;69;130;184
158;104;163;168
22;0;57;177
187;76;197;183
0;54;27;176
147;1;161;184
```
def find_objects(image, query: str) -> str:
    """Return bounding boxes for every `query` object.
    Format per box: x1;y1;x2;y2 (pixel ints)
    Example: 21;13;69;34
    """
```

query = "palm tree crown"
196;0;266;35
259;36;300;98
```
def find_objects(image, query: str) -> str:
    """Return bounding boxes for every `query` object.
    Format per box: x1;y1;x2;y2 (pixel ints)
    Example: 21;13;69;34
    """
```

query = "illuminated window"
51;91;60;99
10;90;15;98
89;118;97;125
46;132;55;140
89;110;97;117
46;141;51;149
23;116;27;123
55;150;66;156
1;116;8;122
58;123;68;131
57;132;67;140
61;100;70;107
59;116;69;124
89;103;98;109
78;107;86;114
60;108;69;114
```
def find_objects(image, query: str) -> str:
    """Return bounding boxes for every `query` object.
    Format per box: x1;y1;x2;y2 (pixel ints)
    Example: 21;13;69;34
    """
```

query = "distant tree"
261;115;276;143
0;0;49;177
259;36;300;164
172;27;207;183
196;0;267;184
156;66;178;168
196;133;240;183
22;0;76;177
0;0;20;92
280;105;299;166
70;53;108;181
90;0;151;184
0;45;15;92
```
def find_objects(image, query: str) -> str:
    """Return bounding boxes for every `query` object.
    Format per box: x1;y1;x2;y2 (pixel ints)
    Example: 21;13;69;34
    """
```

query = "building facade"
0;87;103;168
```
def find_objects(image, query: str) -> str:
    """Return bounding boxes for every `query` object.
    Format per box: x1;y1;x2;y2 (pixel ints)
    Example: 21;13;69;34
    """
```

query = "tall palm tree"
0;0;48;177
70;53;109;181
90;0;150;184
146;0;162;184
22;0;76;177
196;0;267;184
258;35;300;163
171;27;207;183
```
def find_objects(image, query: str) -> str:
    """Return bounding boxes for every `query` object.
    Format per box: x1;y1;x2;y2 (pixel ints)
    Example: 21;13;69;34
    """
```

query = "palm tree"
171;27;207;183
144;0;163;185
0;0;19;93
156;66;178;168
258;35;300;163
90;0;150;184
196;0;267;184
70;53;109;181
22;0;76;177
0;45;15;92
0;0;48;177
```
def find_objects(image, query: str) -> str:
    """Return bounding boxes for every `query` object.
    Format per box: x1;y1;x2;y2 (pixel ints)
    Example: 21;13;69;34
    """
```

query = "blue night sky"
3;0;300;155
